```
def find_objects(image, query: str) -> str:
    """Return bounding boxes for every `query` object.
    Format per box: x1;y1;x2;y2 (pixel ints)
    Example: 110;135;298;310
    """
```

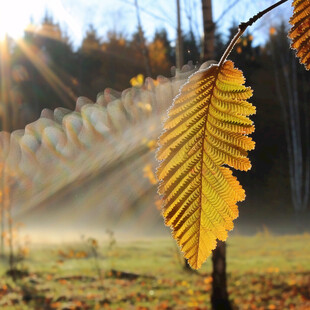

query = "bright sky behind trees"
0;0;292;48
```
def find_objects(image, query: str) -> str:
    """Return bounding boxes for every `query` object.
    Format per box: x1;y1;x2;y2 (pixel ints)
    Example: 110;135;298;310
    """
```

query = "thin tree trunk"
270;31;310;228
301;73;310;212
8;206;14;280
211;241;232;310
201;1;231;309
201;0;215;61
176;0;184;69
270;40;296;212
184;258;195;271
4;169;14;280
0;172;4;257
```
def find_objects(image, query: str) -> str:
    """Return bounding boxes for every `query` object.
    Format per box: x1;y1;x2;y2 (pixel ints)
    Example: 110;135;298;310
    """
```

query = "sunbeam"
16;39;77;108
0;65;196;240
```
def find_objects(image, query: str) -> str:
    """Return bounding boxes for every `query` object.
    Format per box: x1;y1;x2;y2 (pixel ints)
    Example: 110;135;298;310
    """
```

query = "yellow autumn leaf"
147;139;157;150
143;164;158;185
289;0;310;70
269;26;276;36
130;74;144;87
156;60;255;269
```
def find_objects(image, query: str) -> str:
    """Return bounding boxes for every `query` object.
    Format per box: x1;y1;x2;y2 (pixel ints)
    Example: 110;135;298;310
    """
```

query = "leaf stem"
218;28;245;67
219;0;289;66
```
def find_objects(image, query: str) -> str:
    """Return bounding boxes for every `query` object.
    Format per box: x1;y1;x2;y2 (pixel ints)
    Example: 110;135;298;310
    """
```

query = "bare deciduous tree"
201;0;215;61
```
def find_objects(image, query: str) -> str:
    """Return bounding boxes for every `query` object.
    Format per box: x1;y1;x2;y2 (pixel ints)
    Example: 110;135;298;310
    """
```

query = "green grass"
0;233;310;309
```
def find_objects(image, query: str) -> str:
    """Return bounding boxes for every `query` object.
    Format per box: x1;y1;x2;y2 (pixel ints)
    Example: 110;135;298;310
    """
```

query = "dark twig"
219;0;289;66
239;0;289;31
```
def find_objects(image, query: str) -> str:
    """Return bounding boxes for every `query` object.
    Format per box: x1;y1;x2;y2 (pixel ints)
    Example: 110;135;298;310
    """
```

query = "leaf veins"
156;61;255;269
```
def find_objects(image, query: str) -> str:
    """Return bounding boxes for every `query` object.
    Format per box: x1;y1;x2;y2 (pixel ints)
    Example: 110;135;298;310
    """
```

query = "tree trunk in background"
201;1;231;309
184;258;194;271
201;0;215;61
176;0;184;69
0;173;4;257
179;0;190;269
270;28;310;229
211;241;232;310
0;36;10;256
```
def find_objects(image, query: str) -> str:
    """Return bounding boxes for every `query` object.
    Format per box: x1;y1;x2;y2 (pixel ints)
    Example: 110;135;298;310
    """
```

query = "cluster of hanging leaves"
289;0;310;70
156;61;255;269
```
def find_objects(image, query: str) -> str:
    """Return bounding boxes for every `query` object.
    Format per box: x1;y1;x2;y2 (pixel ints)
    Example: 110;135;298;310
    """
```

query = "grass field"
0;232;310;309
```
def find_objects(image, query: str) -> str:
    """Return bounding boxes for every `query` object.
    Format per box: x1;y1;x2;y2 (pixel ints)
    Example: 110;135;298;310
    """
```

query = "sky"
0;0;293;48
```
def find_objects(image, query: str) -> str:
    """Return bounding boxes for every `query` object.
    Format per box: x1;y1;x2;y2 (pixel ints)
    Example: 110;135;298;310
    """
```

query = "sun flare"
0;0;43;41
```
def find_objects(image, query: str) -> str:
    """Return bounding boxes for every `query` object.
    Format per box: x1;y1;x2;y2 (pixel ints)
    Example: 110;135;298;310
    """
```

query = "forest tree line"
0;14;309;218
